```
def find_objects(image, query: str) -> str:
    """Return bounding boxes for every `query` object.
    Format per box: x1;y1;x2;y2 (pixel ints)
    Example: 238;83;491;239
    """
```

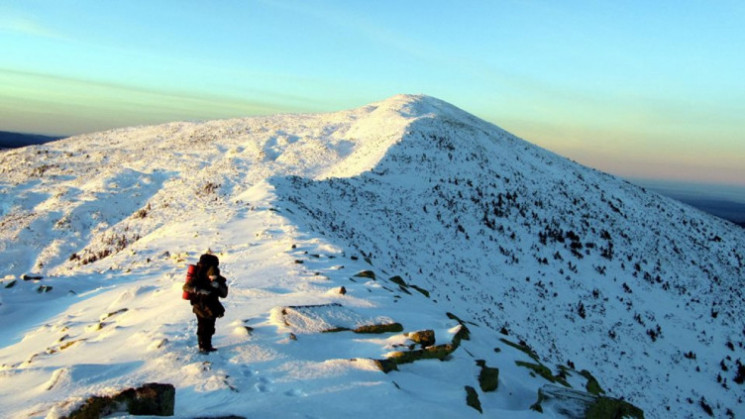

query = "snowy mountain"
1;94;743;418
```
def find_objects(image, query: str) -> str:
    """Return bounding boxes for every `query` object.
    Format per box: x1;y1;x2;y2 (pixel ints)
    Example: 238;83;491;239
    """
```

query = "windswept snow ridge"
0;94;743;418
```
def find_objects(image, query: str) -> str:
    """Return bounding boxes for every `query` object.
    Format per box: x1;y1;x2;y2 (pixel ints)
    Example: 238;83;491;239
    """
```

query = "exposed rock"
586;396;644;419
537;385;598;417
406;329;435;348
388;343;456;365
387;276;411;294
446;312;471;347
499;337;539;362
465;385;482;413
452;324;470;347
537;384;645;419
373;358;399;373
388;275;407;287
409;284;430;298
64;382;175;418
515;361;570;387
353;270;376;279
101;308;129;321
476;360;499;392
578;369;605;395
353;323;403;334
279;303;397;334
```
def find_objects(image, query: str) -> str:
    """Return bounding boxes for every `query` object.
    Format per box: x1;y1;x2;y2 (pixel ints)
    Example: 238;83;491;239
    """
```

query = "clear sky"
1;0;744;188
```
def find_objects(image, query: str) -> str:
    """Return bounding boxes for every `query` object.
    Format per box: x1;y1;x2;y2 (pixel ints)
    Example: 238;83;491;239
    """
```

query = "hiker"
183;254;228;353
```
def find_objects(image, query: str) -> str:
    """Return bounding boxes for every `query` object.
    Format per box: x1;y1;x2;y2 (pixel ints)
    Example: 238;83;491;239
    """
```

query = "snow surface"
0;94;743;418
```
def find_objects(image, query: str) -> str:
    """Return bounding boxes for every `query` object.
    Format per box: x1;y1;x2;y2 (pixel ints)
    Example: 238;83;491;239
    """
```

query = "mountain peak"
0;97;743;418
370;93;474;120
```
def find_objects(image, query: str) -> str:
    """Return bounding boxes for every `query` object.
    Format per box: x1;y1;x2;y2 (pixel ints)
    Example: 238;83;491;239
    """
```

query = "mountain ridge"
273;96;745;415
1;94;743;417
0;131;63;149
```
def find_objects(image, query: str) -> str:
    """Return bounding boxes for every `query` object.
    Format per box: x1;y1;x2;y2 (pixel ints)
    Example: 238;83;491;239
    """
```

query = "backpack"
182;264;197;300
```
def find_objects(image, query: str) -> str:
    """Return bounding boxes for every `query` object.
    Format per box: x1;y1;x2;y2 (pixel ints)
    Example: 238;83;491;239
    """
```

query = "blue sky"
1;0;744;188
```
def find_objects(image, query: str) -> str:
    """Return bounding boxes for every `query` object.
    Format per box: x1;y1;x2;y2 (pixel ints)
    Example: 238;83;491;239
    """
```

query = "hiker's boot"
198;337;209;354
204;335;217;352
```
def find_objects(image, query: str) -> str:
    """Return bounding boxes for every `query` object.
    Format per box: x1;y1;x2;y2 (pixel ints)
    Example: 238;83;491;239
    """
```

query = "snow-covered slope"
0;94;743;418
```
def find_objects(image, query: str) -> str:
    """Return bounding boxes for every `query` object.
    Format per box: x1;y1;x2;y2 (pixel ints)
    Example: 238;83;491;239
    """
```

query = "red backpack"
182;264;197;300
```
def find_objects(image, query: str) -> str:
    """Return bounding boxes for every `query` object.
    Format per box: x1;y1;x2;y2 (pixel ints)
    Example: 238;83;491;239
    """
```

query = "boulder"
64;383;175;418
406;329;435;348
476;360;499;392
353;323;403;334
537;384;644;419
465;385;482;413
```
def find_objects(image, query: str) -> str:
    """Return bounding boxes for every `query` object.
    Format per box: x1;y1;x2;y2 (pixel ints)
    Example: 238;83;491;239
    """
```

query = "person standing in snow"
183;254;228;353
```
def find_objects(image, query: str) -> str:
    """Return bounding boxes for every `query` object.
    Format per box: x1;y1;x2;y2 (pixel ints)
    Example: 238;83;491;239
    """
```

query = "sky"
1;0;744;189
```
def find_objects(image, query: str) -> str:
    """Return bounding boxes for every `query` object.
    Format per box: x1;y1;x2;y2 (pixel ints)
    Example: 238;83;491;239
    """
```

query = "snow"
0;94;743;418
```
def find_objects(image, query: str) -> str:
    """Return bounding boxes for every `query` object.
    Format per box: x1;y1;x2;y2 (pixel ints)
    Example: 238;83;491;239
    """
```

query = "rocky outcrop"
536;384;644;419
406;329;435;348
465;385;482;413
63;383;175;418
476;360;499;392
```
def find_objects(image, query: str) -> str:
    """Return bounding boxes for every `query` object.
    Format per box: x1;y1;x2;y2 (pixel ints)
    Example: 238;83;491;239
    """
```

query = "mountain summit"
1;95;743;417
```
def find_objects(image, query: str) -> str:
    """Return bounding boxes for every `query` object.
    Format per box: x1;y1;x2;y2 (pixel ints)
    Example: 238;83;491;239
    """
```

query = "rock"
101;308;129;321
127;383;175;415
586;396;645;419
446;312;471;347
353;323;403;334
36;285;53;293
452;324;470;347
353;270;376;279
406;330;435;348
537;384;645;419
515;361;570;387
410;284;430;298
578;369;605;395
499;337;540;362
476;360;499;392
64;382;175;418
373;358;399;373
387;276;412;295
280;303;398;334
465;385;482;413
388;343;456;365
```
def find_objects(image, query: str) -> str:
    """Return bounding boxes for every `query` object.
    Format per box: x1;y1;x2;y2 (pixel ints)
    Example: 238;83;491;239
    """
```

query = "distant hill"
631;180;745;228
0;131;63;148
675;198;745;228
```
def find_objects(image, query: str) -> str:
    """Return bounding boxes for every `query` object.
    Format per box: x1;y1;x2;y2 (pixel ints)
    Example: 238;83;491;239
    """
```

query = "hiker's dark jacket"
183;272;228;319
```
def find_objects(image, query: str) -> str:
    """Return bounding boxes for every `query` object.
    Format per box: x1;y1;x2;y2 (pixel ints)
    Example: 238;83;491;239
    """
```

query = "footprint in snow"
254;376;272;393
284;389;307;397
